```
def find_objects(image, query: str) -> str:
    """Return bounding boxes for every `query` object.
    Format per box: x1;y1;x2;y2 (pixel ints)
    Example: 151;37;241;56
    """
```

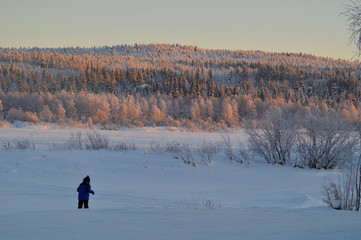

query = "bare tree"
355;159;361;210
353;114;361;210
342;0;361;57
247;109;298;165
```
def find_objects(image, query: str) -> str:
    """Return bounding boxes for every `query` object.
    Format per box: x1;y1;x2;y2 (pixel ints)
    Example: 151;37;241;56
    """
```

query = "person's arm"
88;185;94;195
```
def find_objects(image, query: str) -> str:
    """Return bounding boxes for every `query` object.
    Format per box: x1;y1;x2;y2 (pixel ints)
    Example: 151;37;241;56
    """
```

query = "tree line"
0;44;361;129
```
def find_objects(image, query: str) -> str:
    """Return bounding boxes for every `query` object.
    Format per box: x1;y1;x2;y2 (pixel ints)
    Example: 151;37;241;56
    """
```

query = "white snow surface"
0;126;360;240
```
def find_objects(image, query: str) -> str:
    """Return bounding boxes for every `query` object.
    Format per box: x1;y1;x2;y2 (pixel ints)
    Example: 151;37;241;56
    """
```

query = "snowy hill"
0;126;360;240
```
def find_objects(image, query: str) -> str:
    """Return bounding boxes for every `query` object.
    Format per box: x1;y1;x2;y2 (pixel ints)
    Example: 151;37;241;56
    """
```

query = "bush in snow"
177;144;196;167
237;144;250;164
321;179;343;210
322;160;361;211
2;138;36;150
84;131;110;150
165;141;183;153
111;142;137;152
221;134;236;162
1;140;11;151
247;109;298;165
148;141;182;154
221;134;247;164
296;112;357;169
198;141;220;166
66;132;83;150
14;138;35;150
148;141;164;154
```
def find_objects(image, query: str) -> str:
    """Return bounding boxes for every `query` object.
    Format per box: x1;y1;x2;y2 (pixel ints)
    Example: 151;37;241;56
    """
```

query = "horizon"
0;42;356;62
0;0;354;61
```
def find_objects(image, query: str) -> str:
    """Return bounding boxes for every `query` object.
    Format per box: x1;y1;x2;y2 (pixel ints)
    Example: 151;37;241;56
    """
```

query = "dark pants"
78;200;89;209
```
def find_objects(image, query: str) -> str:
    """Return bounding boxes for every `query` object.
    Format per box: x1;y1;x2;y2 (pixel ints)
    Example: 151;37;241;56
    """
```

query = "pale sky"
0;0;354;60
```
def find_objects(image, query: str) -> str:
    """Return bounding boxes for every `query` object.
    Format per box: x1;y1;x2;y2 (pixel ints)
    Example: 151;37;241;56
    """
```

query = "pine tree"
139;70;144;85
70;75;77;95
260;87;266;102
42;78;48;93
129;69;137;86
195;69;201;96
172;75;179;98
80;73;87;93
208;79;215;97
109;71;116;94
32;72;40;93
116;69;125;86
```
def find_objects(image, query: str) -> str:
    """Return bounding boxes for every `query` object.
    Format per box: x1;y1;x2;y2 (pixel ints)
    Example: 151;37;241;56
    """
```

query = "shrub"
198;141;220;166
84;131;110;150
177;145;196;167
112;142;137;151
2;138;36;150
321;160;361;211
238;144;250;164
247;109;298;165
296;112;357;169
221;134;245;163
66;132;83;150
321;179;343;210
165;141;182;153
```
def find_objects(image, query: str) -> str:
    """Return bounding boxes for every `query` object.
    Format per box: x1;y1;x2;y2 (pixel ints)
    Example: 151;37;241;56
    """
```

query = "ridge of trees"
0;44;360;130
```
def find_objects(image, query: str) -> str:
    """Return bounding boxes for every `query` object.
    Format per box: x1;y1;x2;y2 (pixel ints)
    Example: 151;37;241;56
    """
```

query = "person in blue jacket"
77;175;95;209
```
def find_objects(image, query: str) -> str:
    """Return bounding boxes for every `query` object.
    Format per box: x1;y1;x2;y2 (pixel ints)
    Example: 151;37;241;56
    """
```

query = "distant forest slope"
0;44;360;130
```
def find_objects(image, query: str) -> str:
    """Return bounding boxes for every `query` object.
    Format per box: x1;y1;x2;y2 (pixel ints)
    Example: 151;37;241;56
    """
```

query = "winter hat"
83;175;90;183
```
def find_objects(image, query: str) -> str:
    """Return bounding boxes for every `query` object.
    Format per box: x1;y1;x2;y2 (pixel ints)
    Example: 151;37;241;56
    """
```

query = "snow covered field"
0;125;360;240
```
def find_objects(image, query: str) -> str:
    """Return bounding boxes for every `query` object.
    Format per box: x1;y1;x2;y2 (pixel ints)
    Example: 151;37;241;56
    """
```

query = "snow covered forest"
0;43;360;130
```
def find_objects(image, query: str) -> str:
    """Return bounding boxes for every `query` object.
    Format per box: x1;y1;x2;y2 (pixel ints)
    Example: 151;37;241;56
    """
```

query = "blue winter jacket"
77;182;94;200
